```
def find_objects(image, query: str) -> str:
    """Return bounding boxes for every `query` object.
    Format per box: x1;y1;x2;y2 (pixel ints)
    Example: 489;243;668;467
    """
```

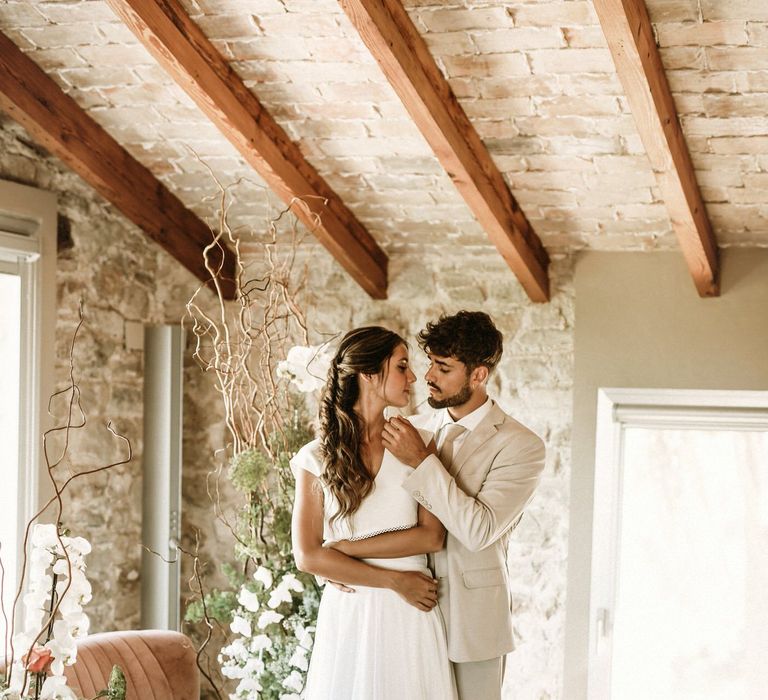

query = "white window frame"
0;179;57;621
588;387;768;699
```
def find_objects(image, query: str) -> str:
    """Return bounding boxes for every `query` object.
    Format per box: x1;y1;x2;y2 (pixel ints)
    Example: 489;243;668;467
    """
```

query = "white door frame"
0;180;57;623
587;387;768;699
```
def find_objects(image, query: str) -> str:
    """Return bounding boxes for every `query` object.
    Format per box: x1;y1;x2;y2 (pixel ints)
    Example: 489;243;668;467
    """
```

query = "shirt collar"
437;396;493;434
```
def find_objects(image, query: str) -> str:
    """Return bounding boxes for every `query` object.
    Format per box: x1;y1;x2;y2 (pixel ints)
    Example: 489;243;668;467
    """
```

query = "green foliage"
185;392;320;697
228;449;271;494
184;587;239;625
106;666;127;700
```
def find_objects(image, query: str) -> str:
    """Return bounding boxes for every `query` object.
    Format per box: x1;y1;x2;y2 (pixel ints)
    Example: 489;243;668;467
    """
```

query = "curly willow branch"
1;301;131;695
180;168;320;699
184;177;312;470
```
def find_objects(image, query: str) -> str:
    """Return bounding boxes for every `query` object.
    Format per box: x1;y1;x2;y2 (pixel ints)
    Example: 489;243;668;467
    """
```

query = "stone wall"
2;115;574;699
0;116;203;632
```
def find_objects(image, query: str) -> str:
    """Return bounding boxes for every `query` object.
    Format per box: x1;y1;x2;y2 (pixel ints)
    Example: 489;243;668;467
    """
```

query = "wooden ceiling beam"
338;0;550;302
0;30;236;299
593;0;719;297
107;0;388;299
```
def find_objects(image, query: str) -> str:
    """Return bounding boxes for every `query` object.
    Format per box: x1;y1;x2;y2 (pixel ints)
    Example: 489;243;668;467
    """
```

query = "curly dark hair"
417;310;503;372
319;326;406;524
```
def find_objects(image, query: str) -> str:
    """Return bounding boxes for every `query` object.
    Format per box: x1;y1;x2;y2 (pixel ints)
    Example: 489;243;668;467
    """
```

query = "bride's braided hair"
319;326;405;524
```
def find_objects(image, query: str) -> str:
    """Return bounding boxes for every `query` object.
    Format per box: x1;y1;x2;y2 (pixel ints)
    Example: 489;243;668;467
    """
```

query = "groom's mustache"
426;382;440;391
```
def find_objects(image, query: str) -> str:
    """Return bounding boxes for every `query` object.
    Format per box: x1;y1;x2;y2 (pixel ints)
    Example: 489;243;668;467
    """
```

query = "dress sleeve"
290;439;324;479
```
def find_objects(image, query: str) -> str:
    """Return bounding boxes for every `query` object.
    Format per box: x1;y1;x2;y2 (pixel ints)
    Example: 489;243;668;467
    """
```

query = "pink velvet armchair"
2;630;200;699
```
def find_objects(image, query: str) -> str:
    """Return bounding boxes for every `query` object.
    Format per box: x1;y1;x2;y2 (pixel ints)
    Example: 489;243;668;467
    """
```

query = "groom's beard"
427;378;472;409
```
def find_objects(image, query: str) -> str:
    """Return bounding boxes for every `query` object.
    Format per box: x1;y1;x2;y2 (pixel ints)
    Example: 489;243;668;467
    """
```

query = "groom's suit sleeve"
402;428;545;552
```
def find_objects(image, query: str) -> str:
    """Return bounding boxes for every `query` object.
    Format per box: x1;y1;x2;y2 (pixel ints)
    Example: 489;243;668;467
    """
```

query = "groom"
382;311;545;700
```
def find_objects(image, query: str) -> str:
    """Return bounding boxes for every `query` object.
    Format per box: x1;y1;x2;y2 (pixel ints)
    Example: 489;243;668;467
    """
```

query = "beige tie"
438;422;467;466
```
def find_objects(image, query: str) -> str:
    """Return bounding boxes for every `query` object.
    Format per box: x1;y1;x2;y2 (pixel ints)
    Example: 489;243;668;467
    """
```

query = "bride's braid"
319;326;405;524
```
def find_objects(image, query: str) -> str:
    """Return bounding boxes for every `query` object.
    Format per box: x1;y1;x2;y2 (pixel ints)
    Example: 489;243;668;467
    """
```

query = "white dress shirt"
435;396;493;457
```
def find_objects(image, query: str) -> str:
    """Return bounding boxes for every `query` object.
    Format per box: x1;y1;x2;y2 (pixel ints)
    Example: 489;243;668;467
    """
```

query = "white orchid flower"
256;610;283;629
243;656;265;676
276;345;333;393
5;659;26;694
253;565;273;590
278;573;304;593
61;611;90;639
250;634;273;653
235;677;262;695
267;586;292;609
281;670;305;694
23;588;49;612
39;674;77;700
49;619;78;663
65;536;92;557
230;615;252;638
288;645;309;671
52;558;73;578
58;594;83;618
297;626;314;650
221;663;246;680
237;587;260;613
221;637;248;661
29;546;54;572
30;523;60;551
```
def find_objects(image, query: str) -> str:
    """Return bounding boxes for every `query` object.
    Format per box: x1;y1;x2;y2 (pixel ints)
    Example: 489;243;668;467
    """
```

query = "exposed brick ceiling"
1;0;766;262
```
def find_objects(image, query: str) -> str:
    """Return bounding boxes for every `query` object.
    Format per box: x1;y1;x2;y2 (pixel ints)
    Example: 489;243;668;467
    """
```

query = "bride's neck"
353;395;386;443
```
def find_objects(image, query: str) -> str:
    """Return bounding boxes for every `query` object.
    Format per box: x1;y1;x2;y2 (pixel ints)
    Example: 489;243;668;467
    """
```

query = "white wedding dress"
291;439;457;700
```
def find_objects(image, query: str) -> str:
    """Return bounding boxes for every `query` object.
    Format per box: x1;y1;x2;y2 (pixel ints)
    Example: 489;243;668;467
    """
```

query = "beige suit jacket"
403;401;545;663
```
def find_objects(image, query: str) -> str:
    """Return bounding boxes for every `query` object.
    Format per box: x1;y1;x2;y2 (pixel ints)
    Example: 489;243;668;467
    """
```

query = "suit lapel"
451;403;505;478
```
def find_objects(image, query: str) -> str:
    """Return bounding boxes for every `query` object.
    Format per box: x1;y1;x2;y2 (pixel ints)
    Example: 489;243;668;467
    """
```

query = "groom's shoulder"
493;404;545;449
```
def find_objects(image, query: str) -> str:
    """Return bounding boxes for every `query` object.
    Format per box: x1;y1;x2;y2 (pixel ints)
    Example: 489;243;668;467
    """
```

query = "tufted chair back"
61;630;200;700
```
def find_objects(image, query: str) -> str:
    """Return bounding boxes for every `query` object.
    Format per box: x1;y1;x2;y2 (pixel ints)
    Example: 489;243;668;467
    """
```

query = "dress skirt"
304;574;457;699
291;443;457;699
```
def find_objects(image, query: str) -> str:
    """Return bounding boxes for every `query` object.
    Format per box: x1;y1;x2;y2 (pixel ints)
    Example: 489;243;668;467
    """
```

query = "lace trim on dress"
347;522;417;541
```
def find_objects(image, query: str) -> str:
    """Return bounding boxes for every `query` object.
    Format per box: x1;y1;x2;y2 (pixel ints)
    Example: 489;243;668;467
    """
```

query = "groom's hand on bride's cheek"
382;417;429;468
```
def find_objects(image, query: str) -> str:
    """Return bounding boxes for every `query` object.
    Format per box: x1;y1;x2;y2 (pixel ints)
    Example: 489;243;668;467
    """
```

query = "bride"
291;326;457;699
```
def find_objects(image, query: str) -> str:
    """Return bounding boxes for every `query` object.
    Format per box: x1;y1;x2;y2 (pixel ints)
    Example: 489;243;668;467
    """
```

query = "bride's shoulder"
290;438;325;478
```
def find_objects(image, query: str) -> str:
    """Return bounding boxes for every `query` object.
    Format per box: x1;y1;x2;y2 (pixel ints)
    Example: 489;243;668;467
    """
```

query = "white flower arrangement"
218;565;317;700
276;345;333;394
1;524;109;700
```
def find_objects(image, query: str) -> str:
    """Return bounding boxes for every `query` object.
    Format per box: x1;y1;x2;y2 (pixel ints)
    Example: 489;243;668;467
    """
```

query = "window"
588;389;768;699
0;267;21;615
0;180;56;625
